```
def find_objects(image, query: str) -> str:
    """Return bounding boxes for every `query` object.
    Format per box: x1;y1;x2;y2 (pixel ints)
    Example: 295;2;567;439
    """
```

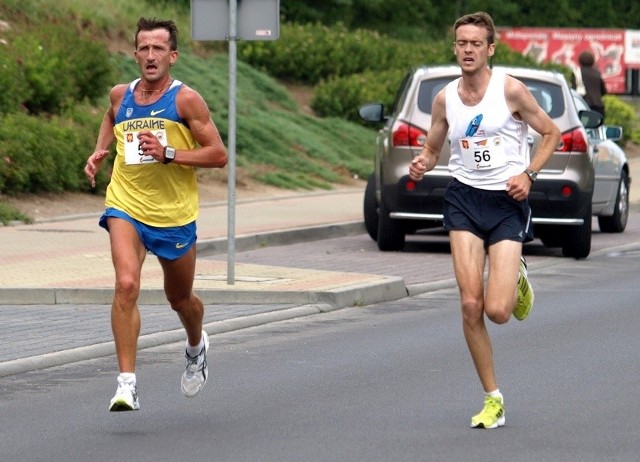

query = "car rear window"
516;77;565;118
417;75;565;119
417;77;455;113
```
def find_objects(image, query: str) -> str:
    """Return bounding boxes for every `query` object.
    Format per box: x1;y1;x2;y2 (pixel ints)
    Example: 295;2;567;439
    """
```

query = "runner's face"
134;28;177;84
454;24;495;72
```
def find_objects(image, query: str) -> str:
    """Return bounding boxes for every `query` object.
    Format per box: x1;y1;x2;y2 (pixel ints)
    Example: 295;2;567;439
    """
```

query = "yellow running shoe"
471;395;505;429
513;256;534;321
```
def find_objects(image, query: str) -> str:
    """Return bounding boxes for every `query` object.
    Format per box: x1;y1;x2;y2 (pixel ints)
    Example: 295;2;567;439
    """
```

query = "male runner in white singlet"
409;12;560;428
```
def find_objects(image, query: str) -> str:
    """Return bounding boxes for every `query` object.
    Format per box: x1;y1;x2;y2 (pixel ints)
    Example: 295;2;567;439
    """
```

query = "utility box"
191;0;280;41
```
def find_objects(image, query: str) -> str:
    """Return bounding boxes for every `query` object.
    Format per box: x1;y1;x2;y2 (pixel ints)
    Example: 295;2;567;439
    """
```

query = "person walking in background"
408;12;560;428
571;50;607;119
84;17;228;411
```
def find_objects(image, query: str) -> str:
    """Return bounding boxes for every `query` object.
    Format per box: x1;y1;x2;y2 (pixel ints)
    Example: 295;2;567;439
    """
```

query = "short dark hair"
578;50;595;67
453;11;495;45
135;17;178;51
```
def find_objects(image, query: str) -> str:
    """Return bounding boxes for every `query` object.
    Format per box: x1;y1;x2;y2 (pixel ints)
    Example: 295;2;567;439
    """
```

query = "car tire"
363;173;379;241
562;203;592;259
377;198;405;251
597;170;629;233
537;227;564;248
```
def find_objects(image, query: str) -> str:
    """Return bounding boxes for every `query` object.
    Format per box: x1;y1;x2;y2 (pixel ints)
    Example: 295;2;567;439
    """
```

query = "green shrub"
312;69;408;121
603;95;640;144
0;40;31;114
239;22;449;86
0;111;109;194
4;24;113;115
303;29;564;120
0;201;32;225
12;34;75;114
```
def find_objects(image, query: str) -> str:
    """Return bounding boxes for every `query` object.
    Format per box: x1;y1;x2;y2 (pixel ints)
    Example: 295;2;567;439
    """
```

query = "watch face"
163;146;176;164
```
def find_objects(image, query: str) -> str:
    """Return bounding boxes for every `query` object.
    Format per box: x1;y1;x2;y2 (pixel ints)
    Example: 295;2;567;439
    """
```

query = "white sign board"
625;30;640;66
191;0;279;41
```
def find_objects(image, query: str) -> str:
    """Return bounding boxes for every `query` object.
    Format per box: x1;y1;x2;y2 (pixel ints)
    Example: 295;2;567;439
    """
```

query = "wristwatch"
163;146;176;164
525;169;538;183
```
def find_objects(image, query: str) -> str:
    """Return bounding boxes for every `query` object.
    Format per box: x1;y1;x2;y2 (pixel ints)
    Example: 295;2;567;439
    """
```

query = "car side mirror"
359;102;385;123
605;126;623;142
578;109;603;129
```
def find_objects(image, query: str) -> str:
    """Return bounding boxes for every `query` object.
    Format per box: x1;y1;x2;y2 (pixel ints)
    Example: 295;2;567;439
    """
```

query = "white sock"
186;336;204;357
119;372;136;384
486;389;502;399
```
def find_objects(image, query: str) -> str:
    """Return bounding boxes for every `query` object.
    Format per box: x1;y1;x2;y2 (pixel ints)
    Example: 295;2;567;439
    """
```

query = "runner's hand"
409;156;428;181
506;172;532;202
85;149;110;188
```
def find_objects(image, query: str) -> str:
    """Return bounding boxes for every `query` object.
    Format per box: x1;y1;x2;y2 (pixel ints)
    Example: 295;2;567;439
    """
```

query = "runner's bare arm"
173;86;227;168
84;85;126;187
409;89;448;181
506;76;560;173
505;76;561;200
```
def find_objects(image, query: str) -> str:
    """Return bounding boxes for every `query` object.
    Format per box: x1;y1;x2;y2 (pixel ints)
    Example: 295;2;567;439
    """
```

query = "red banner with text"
497;27;635;94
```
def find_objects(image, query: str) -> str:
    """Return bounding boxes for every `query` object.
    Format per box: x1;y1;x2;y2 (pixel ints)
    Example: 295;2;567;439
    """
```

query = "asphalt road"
2;223;640;461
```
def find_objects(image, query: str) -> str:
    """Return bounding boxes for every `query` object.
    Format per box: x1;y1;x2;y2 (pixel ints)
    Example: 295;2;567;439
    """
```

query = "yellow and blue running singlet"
107;79;199;227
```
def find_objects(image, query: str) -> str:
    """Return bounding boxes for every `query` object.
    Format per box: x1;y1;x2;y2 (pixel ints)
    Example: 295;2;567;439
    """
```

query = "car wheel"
377;198;405;251
562;203;592;259
537;226;564;248
363;173;378;241
597;170;629;233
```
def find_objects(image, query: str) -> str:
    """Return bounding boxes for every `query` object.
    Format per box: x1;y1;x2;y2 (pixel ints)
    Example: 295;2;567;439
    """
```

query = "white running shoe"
181;331;209;398
109;375;140;412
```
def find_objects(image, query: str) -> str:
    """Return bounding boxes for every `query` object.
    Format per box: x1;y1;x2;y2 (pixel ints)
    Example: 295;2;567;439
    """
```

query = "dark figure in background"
571;50;607;119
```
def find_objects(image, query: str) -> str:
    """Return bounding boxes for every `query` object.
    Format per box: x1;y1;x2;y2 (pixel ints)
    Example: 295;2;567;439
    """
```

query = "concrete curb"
0;277;416;378
0;275;407;307
0;221;368;306
196;221;366;256
0;303;334;378
406;278;458;297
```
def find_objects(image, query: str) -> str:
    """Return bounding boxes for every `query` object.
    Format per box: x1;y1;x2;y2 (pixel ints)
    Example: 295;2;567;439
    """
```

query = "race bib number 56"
459;135;506;170
124;129;168;165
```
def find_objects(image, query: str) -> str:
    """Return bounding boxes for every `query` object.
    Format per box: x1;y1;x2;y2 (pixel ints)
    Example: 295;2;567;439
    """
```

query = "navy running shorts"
99;208;197;260
442;178;533;247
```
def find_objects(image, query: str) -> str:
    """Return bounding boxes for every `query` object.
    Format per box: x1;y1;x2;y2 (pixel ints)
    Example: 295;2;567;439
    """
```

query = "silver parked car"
571;90;629;233
360;65;609;259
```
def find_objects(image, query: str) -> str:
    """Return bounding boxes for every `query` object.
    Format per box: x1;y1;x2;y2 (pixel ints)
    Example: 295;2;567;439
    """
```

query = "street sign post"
191;0;279;284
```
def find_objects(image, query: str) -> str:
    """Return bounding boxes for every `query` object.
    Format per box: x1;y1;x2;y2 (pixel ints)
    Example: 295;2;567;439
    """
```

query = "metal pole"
227;0;237;284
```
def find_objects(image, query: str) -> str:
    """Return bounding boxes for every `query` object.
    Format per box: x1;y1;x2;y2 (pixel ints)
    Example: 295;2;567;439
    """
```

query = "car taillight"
557;127;589;153
392;121;427;147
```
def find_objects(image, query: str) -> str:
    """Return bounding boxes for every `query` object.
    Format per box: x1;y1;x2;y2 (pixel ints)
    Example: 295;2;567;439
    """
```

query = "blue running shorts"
443;178;533;247
99;208;197;260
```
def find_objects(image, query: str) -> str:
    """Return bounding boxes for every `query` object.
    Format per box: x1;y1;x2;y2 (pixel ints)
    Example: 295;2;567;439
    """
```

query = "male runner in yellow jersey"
84;17;228;411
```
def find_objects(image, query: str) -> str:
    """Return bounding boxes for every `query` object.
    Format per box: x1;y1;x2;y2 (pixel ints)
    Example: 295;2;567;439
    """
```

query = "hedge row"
241;23;567;121
0;23;113;115
603;96;640;144
311;69;407;122
0;109;108;194
239;22;452;86
0;21;115;194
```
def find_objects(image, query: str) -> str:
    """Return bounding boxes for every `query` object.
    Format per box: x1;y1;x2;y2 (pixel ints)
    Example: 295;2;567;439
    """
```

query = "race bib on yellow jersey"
123;129;168;165
459;135;507;170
